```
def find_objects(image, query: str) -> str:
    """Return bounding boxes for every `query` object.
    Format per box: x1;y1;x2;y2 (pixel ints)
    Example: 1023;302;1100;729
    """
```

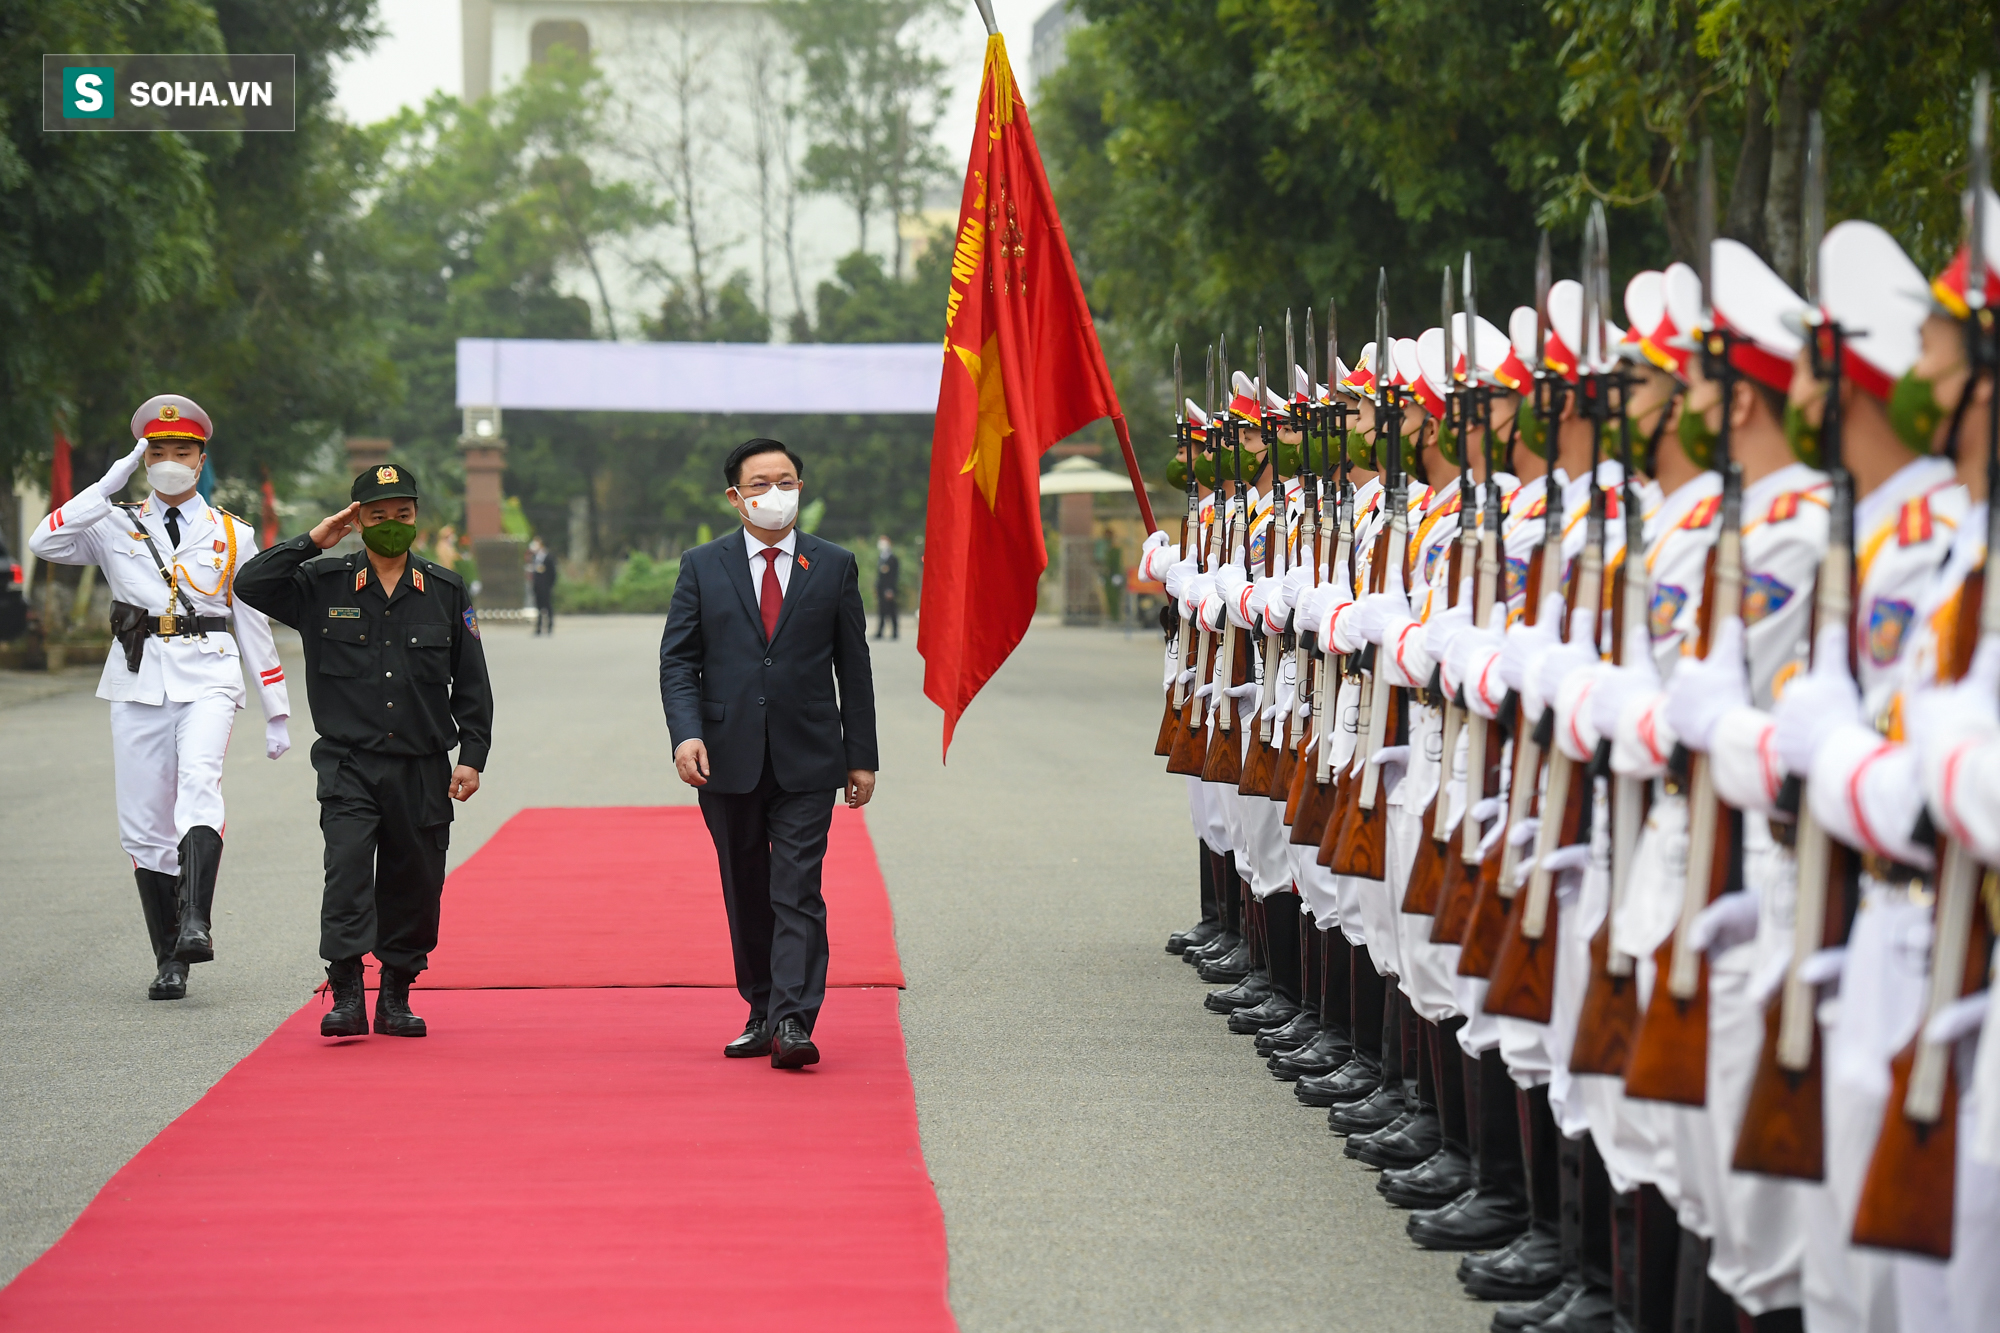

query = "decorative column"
459;407;523;611
344;436;392;483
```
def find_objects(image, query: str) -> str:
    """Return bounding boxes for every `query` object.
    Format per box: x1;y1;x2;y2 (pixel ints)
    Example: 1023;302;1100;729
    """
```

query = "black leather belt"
144;614;230;637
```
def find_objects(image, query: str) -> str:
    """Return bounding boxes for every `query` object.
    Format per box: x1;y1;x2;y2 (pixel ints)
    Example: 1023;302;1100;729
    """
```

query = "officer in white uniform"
29;395;291;1000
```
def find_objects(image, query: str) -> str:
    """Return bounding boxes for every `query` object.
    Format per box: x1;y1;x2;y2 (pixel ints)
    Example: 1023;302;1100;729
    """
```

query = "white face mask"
146;459;201;496
738;484;799;532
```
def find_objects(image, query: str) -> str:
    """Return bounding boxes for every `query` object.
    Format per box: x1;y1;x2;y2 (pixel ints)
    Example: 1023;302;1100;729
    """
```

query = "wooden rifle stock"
1331;686;1397;880
1403;690;1456;914
1164;635;1212;776
1200;621;1249;784
1157;506;1198;756
1432;719;1502;943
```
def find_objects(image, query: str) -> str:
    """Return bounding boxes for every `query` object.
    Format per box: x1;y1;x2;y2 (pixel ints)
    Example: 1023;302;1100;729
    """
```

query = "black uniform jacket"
659;531;877;795
234;536;494;771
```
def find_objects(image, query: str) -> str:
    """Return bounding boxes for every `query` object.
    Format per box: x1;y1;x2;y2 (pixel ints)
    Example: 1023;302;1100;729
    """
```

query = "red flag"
50;430;73;508
260;466;280;548
918;33;1155;757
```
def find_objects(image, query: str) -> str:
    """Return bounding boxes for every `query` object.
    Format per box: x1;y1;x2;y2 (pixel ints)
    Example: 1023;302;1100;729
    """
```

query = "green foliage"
556;551;680;614
647;270;773;343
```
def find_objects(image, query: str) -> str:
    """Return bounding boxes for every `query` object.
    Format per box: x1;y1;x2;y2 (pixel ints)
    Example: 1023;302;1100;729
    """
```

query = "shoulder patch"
1503;556;1529;604
1650;584;1689;640
1740;571;1795;626
463;607;481;639
1681;495;1722;531
1767;492;1801;523
1867;597;1915;666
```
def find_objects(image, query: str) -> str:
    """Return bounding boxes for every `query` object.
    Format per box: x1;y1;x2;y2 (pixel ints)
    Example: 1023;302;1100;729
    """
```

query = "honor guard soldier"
29;395;292;1001
234;464;494;1039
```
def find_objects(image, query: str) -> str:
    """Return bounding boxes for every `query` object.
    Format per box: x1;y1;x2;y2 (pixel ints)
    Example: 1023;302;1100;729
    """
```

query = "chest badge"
329;607;362;619
212;539;226;552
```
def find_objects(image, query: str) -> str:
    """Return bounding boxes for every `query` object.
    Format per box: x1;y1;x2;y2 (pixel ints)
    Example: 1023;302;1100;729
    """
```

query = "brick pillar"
459;436;508;541
345;436;392;483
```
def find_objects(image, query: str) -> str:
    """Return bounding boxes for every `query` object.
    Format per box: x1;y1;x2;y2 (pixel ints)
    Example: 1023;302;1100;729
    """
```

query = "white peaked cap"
1184;399;1209;426
1509;305;1541;366
1621;271;1665;364
1706;238;1806;393
1546;278;1626;380
1817;220;1928;397
1449;312;1513;380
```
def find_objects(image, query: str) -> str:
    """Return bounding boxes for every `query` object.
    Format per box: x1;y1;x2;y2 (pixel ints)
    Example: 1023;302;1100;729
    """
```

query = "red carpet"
420;806;906;989
0;989;952;1332
1;808;953;1331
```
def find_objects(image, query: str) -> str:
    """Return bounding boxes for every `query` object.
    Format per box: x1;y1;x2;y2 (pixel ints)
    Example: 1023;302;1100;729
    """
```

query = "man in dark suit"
660;438;878;1069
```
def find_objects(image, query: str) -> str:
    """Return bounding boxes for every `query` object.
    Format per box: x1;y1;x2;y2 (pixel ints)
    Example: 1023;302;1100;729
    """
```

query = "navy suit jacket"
659;531;878;794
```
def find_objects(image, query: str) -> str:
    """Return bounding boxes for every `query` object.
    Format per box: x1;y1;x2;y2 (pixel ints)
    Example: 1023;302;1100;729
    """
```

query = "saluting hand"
309;502;362;550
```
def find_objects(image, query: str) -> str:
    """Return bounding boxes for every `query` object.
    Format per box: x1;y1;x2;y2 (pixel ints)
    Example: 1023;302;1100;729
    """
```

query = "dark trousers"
533;588;555;635
698;752;836;1032
313;742;452;972
875;593;898;639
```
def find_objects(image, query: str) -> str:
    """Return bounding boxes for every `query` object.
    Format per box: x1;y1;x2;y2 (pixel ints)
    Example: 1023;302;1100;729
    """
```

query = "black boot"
321;957;368;1037
1203;969;1270;1012
1270;1026;1351;1079
1413;1049;1531;1251
170;826;222;964
374;964;428;1037
1169;842;1222;953
1382;1148;1475;1209
135;868;187;1000
1254;1008;1321;1055
1529;1136;1617;1331
1462;1083;1562;1299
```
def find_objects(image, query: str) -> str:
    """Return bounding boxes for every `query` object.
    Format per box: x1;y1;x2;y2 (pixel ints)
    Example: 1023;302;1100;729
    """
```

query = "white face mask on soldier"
147;460;201;496
738;484;799;532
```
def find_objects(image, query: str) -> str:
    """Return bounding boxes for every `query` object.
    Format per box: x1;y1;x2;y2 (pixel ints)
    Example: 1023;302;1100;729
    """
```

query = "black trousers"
875;593;898;639
698;752;836;1032
533;589;555;634
313;742;452;972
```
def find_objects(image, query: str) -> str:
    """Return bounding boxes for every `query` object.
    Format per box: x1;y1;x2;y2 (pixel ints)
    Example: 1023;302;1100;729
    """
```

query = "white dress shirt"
743;526;797;608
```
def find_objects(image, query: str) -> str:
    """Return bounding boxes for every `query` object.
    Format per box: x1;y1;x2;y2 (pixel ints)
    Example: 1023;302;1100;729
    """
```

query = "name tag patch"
329;607;362;619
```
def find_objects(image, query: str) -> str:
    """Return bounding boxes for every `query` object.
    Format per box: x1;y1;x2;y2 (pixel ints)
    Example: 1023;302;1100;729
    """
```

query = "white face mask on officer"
146;459;202;497
736;483;799;532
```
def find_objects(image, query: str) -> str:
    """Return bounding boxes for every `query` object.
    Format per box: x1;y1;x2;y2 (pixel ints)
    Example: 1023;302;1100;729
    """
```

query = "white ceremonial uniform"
31;482;288;875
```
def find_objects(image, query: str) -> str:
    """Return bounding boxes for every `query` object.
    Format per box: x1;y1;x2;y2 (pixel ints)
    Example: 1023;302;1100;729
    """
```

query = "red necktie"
760;547;783;640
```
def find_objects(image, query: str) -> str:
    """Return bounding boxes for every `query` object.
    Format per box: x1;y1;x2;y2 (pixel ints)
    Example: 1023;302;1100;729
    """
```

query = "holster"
110;600;150;673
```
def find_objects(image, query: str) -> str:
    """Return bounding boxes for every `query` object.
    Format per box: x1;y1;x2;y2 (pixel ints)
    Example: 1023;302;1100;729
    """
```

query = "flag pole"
972;0;999;36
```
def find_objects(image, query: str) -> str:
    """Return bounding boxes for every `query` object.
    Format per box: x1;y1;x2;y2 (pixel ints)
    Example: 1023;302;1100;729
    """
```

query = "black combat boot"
1412;1049;1531;1250
170;826;222;963
321;956;369;1037
135;868;187;1000
374;964;428;1037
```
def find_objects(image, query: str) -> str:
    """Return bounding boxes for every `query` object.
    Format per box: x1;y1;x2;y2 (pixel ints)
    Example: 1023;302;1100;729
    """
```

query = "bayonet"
1803;113;1827;306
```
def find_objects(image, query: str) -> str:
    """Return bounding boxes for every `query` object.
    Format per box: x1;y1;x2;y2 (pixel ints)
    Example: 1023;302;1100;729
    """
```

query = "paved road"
2;614;1487;1331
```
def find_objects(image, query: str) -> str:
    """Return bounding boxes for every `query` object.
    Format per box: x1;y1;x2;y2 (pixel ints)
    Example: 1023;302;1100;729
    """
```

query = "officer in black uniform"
234;463;493;1039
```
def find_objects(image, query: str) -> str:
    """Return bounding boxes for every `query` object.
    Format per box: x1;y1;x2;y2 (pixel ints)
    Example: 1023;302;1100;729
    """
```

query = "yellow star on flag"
953;334;1012;510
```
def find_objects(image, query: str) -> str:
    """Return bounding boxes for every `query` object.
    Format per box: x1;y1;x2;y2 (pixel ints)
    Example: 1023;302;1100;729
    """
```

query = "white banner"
456;339;943;415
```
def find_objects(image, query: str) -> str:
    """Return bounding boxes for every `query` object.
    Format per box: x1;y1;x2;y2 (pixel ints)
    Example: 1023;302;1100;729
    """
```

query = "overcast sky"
333;0;1066;147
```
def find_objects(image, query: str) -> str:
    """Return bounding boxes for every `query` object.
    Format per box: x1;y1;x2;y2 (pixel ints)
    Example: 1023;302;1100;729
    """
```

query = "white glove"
1590;623;1661;740
1664;617;1749;753
1528;632;1598;728
1775;623;1862;777
1313;586;1357;647
1498;594;1565;692
1278;564;1313;617
1907;637;2000;760
1249;575;1280;631
265;715;291;761
1691;890;1760;958
1214;565;1250;628
101;439;148;494
1138;532;1178;583
1163;555;1197;602
1425;594;1474;671
1183;571;1215;618
1351;591;1409;646
1445;622;1502;701
1198;587;1227;633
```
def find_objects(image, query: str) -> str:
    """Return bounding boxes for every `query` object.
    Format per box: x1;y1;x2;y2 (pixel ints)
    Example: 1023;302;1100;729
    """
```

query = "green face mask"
361;519;417;557
1888;369;1944;455
1340;429;1375;472
1678;404;1720;471
1783;401;1822;468
1437;425;1461;468
1515;408;1545;460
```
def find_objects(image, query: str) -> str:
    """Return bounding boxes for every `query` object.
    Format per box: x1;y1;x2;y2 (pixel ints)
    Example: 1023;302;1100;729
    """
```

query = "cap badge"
160;405;180;421
377;466;399;484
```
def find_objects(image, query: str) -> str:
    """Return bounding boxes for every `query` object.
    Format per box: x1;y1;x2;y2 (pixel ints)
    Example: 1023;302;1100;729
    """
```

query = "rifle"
1490;208;1616;1018
1735;113;1854;1176
1627;140;1746;1106
1272;309;1321;807
1202;339;1259;786
1327;274;1403;882
1240;324;1288;797
1293;319;1356;847
1157;342;1192;757
1166;341;1224;776
1852;78;1999;1256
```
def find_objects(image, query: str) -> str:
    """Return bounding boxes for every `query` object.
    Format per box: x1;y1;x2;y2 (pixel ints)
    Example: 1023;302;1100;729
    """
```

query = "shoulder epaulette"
1896;496;1933;548
1681;495;1722;531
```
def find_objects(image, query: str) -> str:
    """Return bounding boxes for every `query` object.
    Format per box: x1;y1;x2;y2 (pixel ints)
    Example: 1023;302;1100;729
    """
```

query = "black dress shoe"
1318;1071;1396;1124
1491;1277;1580;1332
1459;1226;1561;1302
725;1015;773;1058
1348;1107;1441;1168
1379;1146;1474;1209
148;960;188;1001
771;1017;820;1069
1169;920;1222;954
1518;1281;1614;1331
1295;1055;1381;1107
1270;1029;1351;1080
1408;1185;1529;1250
1186;929;1239;967
1226;995;1300;1035
1202;972;1270;1014
1197;942;1252;984
1255;1010;1321;1057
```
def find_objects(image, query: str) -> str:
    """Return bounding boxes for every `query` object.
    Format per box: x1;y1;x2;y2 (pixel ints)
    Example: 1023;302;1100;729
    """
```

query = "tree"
775;0;954;273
